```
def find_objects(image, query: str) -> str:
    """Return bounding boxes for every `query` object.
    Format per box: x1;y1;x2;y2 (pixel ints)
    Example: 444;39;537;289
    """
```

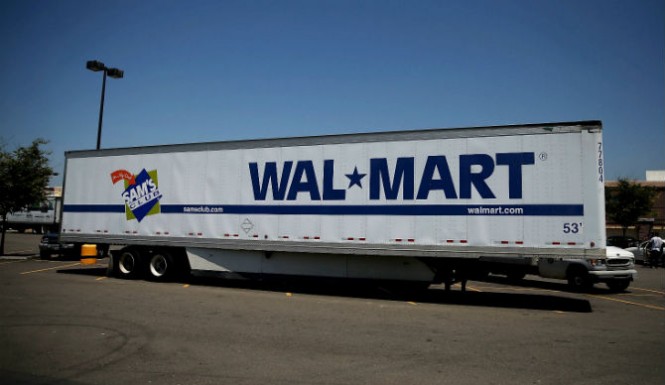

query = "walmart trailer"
60;121;606;285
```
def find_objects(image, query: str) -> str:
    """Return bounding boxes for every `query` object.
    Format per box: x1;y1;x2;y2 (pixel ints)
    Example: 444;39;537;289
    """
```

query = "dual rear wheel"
114;248;181;281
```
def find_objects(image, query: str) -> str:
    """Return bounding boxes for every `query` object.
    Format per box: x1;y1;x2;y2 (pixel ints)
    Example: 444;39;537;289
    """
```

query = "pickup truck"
479;246;636;292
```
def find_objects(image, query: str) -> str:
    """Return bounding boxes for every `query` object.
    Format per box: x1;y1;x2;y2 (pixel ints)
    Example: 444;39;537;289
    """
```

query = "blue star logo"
346;166;366;189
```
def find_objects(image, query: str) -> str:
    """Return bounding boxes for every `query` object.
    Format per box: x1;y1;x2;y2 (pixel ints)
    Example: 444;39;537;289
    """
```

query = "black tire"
106;253;116;277
606;280;630;292
147;251;174;281
39;250;51;260
117;249;143;279
567;267;593;291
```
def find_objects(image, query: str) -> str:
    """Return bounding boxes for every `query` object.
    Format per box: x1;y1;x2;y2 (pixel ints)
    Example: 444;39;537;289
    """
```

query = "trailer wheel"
567;267;592;291
118;249;142;279
148;252;173;281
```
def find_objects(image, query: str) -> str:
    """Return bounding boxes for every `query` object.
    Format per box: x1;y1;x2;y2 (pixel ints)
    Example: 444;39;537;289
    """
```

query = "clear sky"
1;0;663;186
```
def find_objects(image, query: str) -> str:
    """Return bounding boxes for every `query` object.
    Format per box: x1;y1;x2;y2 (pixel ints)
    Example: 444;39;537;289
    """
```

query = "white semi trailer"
5;194;61;234
60;121;615;289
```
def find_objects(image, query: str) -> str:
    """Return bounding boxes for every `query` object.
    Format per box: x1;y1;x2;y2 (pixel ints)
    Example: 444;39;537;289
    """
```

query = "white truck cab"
479;246;636;292
537;246;636;291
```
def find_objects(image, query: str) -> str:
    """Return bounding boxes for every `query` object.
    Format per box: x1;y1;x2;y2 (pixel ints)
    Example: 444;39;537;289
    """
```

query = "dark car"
39;233;77;259
607;235;638;249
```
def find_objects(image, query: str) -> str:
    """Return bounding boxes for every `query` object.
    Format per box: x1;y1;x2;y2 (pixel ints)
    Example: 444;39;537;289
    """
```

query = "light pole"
86;60;124;150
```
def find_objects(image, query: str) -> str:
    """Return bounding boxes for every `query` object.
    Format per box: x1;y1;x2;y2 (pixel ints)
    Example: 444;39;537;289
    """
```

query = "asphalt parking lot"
1;232;664;385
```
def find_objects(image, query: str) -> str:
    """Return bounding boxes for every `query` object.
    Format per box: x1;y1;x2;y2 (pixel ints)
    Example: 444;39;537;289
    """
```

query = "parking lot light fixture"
85;60;105;72
86;60;124;150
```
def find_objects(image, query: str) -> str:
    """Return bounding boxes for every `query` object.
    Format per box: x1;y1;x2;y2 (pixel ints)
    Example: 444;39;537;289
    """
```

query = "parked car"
607;235;639;249
626;241;646;264
626;241;664;266
39;233;78;259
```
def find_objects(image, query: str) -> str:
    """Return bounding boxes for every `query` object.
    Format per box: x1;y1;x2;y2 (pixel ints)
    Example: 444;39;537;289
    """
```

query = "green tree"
605;178;657;237
0;139;53;255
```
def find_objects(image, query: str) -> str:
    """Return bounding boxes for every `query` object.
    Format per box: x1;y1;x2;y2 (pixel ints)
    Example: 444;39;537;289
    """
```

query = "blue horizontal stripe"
64;204;126;213
64;204;583;216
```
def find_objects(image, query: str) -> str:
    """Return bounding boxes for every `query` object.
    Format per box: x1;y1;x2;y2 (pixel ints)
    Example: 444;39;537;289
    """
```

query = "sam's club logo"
111;168;163;222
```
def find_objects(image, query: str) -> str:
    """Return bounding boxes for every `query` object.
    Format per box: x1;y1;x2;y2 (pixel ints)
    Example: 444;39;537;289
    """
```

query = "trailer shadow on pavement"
475;274;634;296
421;289;592;313
191;275;594;313
187;276;591;313
56;266;593;313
